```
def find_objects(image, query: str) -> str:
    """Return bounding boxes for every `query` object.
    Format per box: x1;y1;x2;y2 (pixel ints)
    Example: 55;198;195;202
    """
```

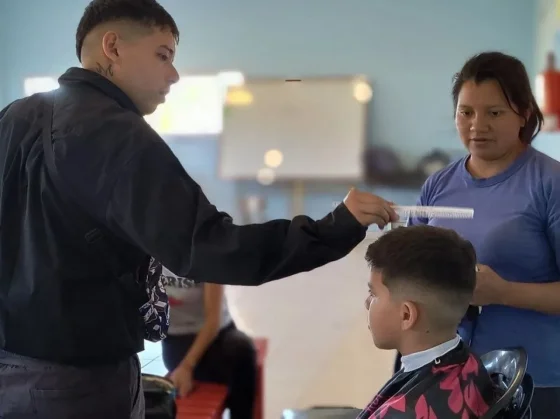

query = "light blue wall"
0;2;6;106
0;0;537;221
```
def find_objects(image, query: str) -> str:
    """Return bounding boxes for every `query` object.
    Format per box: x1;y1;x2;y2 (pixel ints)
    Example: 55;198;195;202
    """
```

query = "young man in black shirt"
0;1;398;418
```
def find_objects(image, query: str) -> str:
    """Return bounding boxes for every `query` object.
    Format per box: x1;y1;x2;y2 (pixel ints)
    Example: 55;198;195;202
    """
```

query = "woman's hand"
472;264;509;306
168;364;194;398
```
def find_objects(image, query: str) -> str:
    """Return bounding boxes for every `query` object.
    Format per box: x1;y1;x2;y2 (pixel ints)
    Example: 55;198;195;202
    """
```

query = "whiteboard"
219;77;369;181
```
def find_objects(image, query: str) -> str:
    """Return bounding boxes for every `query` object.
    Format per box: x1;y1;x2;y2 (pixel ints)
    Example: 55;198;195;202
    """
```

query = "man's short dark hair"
76;0;180;61
365;225;477;328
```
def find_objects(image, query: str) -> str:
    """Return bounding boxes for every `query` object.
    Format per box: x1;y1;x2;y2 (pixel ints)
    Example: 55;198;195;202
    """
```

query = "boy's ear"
400;301;419;331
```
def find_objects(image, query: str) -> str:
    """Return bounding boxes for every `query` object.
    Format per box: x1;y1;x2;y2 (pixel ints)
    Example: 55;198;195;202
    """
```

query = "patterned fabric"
358;342;497;418
139;258;193;342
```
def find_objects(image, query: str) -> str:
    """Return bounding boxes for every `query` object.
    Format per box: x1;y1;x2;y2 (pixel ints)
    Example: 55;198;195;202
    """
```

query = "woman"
161;268;257;419
409;51;560;416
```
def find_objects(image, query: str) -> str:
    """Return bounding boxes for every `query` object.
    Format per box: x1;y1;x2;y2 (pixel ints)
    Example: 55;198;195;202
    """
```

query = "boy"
359;225;496;418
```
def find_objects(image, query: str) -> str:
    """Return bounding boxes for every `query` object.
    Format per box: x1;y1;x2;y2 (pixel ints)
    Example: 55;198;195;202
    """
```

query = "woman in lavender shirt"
409;52;560;417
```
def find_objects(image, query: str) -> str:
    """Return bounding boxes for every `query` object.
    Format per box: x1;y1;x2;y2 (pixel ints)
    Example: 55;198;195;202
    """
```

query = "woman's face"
455;79;527;162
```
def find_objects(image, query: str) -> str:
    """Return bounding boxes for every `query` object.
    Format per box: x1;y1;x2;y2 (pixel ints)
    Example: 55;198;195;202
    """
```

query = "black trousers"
530;387;560;418
162;322;257;419
393;352;560;417
0;349;143;419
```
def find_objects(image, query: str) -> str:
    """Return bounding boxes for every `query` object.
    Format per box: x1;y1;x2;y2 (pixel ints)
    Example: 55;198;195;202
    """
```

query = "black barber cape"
358;342;497;418
0;68;366;366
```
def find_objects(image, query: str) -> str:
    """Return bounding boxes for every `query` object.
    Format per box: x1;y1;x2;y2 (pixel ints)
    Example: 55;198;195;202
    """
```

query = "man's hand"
343;188;399;229
168;363;195;398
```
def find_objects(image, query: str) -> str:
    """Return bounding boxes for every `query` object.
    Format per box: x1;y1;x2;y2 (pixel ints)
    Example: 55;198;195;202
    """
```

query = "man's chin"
143;102;162;116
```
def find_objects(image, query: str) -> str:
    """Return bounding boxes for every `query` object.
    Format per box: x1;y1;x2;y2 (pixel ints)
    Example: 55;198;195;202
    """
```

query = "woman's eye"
490;111;502;117
158;53;169;62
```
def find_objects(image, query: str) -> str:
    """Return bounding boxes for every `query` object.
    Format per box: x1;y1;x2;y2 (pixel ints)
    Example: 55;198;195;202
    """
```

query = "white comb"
331;201;474;220
392;205;474;220
388;205;474;230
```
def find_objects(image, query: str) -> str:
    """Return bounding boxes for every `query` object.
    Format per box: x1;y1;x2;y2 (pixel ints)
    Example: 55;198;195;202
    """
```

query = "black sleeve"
105;140;367;285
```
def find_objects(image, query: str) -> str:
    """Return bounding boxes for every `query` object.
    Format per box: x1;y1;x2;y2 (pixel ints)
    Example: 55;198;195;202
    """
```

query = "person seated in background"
358;225;496;418
161;268;257;419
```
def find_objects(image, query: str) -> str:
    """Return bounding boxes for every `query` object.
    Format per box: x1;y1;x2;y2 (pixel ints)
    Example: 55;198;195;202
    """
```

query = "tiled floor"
139;235;394;419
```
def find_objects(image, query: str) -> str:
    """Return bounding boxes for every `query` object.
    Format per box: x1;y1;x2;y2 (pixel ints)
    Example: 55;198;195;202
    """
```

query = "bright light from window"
145;72;244;136
24;77;59;96
217;71;245;88
353;80;372;103
535;74;545;109
264;149;283;168
24;72;243;136
256;167;276;185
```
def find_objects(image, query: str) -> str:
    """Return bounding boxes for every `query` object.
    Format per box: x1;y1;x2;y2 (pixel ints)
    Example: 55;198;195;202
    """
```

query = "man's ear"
101;31;121;63
400;300;419;331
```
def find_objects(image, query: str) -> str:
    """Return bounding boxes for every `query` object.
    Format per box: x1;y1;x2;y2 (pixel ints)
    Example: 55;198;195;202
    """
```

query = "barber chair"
480;347;533;418
142;373;176;419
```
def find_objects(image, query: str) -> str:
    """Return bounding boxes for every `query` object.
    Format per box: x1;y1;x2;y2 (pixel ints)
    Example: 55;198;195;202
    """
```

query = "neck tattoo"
95;62;113;77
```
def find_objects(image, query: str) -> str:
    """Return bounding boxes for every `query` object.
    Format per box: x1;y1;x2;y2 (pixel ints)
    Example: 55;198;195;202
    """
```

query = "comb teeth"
393;206;474;219
331;202;474;219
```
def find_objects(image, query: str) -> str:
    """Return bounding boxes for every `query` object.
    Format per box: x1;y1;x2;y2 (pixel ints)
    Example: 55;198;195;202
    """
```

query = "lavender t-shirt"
410;146;560;387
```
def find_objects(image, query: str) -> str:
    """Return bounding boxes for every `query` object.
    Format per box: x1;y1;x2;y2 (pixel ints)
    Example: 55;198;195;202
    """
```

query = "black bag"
142;373;177;419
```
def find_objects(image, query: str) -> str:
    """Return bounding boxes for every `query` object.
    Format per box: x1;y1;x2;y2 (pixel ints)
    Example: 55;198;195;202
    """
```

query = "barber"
0;1;398;417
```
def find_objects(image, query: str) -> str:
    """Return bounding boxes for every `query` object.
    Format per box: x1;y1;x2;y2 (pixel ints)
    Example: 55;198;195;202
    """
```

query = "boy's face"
365;270;416;349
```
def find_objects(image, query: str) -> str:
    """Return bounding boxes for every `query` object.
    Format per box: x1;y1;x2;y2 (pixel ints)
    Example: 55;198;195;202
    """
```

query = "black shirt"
0;68;366;365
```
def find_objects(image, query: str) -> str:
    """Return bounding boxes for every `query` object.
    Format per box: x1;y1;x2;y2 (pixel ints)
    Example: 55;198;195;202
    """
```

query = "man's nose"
168;66;180;85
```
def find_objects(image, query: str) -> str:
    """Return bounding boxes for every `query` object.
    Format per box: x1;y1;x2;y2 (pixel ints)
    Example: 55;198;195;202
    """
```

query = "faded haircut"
76;0;179;61
365;225;477;329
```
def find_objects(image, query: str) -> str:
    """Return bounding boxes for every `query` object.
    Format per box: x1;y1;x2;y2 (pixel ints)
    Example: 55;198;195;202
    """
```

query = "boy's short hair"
76;0;180;60
365;225;477;329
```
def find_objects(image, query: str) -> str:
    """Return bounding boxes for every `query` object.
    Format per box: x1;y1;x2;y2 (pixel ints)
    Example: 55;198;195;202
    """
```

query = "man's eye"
158;53;169;61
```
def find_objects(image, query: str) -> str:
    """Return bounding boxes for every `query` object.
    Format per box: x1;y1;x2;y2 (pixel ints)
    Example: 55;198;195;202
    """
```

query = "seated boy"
358;225;496;419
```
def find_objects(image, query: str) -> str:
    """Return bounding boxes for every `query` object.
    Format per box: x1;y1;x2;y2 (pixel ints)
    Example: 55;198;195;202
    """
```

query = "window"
145;71;244;135
23;71;244;136
24;77;59;96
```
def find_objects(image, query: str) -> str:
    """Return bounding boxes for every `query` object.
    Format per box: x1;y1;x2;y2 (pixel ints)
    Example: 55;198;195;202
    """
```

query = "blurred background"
3;0;560;417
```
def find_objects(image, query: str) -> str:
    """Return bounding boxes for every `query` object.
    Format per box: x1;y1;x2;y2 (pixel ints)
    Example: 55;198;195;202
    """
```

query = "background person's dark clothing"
0;350;144;419
162;322;256;419
0;67;366;367
530;387;560;418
